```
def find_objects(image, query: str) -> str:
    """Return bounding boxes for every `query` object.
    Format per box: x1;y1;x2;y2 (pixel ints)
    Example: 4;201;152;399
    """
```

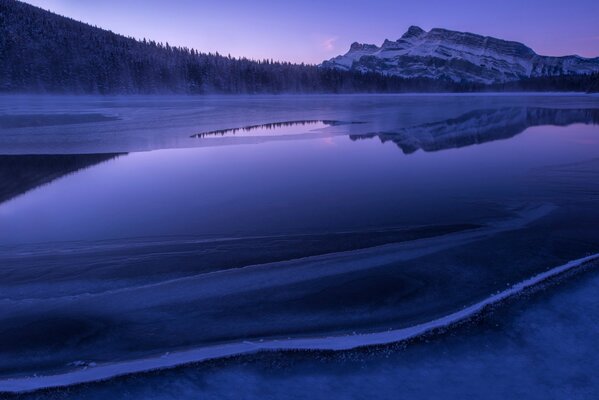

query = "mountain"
322;26;599;84
0;0;597;93
0;0;467;94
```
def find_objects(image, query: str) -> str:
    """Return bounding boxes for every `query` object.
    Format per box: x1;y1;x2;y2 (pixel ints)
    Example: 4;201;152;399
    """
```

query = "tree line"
1;0;597;94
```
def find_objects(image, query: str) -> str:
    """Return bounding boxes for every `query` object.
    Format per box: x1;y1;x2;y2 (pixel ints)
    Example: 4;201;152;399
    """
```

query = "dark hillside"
0;0;596;94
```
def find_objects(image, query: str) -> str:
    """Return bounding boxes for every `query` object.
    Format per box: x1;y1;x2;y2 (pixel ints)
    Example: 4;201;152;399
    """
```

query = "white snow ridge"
322;26;599;84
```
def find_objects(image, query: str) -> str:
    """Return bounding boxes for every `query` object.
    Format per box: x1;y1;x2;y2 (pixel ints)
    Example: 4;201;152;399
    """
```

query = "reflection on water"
191;120;354;138
0;153;124;204
350;107;599;154
1;104;598;244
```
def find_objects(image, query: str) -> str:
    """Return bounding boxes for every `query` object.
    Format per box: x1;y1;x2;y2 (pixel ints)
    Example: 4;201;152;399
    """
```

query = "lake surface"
0;94;598;398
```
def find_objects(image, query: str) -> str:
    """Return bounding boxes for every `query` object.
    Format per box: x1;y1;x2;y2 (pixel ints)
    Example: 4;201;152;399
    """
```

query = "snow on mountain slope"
322;26;599;84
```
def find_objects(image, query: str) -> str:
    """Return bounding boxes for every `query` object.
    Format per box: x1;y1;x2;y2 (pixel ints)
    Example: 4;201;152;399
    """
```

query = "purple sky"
24;0;599;64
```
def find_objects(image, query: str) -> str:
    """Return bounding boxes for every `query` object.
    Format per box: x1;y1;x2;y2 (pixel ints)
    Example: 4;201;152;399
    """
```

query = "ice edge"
1;252;598;394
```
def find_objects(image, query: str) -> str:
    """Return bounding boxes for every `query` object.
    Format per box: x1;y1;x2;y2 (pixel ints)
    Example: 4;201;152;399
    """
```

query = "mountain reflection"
0;153;124;205
350;107;599;154
191;120;357;138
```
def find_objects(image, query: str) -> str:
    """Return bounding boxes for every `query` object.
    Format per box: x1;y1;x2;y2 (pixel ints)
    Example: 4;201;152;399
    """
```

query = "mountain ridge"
322;26;599;84
1;0;485;94
1;0;597;93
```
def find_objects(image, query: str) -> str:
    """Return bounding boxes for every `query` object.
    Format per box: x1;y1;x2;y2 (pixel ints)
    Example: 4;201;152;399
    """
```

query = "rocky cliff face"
322;26;599;84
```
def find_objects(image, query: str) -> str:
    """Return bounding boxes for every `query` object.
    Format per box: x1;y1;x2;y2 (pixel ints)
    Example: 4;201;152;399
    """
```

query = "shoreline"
2;252;598;394
0;92;596;99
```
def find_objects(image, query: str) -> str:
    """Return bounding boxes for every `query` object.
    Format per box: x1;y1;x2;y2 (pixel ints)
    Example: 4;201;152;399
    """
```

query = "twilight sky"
24;0;599;64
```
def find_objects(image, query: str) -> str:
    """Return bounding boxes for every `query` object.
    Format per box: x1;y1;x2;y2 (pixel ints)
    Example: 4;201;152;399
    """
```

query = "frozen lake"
0;94;598;397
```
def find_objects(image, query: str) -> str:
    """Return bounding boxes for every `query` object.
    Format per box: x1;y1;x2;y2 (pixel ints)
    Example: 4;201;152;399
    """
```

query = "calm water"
0;94;598;397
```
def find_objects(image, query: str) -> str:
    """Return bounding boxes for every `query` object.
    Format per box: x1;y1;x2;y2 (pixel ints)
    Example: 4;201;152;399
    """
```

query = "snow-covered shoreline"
2;252;597;394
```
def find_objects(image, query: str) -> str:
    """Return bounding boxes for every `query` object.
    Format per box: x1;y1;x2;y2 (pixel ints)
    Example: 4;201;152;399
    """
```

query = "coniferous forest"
1;0;598;94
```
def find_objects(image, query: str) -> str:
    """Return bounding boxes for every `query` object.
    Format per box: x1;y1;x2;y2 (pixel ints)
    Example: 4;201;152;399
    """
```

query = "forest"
1;0;597;94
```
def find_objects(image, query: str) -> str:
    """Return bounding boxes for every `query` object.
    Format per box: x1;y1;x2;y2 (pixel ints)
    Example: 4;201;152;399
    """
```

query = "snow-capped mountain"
322;26;599;84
